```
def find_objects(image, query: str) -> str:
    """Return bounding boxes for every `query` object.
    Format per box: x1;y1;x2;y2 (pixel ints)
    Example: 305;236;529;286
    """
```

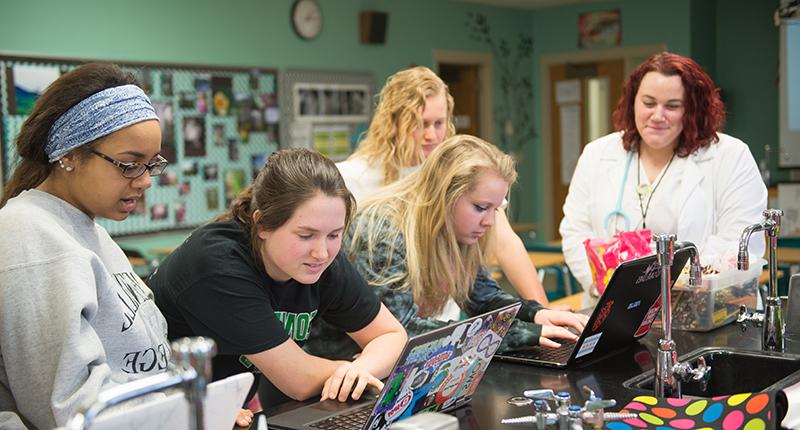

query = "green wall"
0;0;529;83
0;0;781;232
714;0;779;179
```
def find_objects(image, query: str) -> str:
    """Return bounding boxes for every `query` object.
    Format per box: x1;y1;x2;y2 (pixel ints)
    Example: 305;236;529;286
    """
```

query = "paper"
778;183;800;236
559;104;581;185
312;124;352;161
555;79;581;104
289;121;312;149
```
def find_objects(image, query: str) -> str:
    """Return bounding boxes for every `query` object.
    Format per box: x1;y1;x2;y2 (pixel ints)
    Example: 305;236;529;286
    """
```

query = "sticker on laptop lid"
575;332;603;358
384;389;413;422
592;300;614;332
475;330;503;360
634;296;662;338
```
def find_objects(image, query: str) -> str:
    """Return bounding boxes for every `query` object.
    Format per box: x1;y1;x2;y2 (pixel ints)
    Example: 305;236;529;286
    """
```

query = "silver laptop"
85;372;254;430
267;302;522;430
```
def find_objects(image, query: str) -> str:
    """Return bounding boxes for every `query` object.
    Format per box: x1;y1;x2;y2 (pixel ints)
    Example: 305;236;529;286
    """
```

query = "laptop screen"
364;302;521;429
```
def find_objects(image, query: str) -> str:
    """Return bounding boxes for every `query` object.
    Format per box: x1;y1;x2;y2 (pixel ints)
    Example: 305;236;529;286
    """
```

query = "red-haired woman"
559;52;767;307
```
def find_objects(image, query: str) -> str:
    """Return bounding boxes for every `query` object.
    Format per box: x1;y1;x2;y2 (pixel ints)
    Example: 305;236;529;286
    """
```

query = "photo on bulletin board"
161;72;174;97
138;69;153;95
251;153;266;179
204;163;219;180
224;169;246;207
8;64;61;116
183;117;206;157
206;187;220;211
175;202;187;224
578;9;622;49
194;76;210;114
132;195;147;216
181;160;199;176
213;124;226;146
228;139;240;161
153;102;176;162
179;92;195;109
211;76;233;116
159;170;177;186
178;181;191;196
151;203;168;221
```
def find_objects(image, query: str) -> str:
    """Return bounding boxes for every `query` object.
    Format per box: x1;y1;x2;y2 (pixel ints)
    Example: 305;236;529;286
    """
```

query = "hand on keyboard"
538;325;579;348
533;309;589;333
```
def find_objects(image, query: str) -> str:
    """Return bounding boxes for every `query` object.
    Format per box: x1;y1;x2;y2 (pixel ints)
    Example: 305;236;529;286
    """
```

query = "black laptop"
267;302;522;430
494;247;692;368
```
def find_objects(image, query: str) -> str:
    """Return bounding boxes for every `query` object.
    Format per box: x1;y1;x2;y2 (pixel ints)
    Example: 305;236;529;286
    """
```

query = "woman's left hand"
533;309;589;333
320;362;384;402
235;408;254;427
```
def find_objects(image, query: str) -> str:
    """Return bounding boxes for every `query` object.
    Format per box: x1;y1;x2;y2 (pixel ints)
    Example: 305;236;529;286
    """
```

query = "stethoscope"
602;151;635;235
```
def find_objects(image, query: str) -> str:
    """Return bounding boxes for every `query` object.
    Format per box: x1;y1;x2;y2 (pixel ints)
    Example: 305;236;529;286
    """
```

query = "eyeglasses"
90;149;168;179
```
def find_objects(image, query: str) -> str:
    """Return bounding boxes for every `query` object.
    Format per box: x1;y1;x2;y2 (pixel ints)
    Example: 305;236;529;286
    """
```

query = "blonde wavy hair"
348;135;517;316
350;66;455;185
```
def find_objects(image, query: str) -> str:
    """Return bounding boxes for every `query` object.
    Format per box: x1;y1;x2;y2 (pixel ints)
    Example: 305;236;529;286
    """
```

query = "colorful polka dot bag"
607;392;774;430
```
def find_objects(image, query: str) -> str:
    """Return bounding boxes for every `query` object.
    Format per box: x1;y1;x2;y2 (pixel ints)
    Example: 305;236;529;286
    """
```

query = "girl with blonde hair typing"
308;135;587;360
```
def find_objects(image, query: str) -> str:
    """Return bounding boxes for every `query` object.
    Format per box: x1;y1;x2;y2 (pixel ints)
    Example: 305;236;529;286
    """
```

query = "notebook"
266;302;522;430
494;247;693;368
87;372;254;430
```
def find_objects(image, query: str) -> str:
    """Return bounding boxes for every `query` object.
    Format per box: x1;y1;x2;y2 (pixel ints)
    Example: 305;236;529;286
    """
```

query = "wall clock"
291;0;322;40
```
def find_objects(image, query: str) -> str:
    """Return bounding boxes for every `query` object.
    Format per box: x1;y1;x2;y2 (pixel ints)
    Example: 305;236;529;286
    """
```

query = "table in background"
528;252;574;297
779;247;800;265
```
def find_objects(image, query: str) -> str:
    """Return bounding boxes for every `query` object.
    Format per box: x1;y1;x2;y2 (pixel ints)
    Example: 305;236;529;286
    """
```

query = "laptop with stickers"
267;302;522;430
494;247;693;368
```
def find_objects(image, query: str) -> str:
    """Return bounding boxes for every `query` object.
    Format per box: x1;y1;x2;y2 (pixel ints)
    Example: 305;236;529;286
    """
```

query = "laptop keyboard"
506;338;578;363
309;401;375;430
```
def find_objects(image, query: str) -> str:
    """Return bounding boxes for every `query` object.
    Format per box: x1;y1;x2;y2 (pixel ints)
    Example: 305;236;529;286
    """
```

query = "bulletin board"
0;54;279;236
279;69;374;161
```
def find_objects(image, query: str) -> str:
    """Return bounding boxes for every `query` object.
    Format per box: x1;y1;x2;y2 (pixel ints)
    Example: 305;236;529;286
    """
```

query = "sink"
623;347;800;397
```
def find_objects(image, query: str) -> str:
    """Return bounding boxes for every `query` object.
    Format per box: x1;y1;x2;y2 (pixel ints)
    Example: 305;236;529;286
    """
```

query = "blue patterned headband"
46;84;159;163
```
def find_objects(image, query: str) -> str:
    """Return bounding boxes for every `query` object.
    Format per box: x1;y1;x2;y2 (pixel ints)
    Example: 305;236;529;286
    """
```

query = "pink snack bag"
583;230;653;295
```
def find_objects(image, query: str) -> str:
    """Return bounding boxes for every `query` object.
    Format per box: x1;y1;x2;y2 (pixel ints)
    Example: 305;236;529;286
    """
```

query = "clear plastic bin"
671;261;764;332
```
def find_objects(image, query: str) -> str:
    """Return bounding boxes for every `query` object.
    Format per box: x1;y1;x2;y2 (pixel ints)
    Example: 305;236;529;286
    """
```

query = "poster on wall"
312;124;352;162
293;83;370;122
9;65;61;116
1;55;280;236
578;10;622;49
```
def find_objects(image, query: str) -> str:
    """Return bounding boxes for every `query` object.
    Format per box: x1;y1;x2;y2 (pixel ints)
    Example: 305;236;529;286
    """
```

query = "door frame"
539;44;666;240
433;50;494;141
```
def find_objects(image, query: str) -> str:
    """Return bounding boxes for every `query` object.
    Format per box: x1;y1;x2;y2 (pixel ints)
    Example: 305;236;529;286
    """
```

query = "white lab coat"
559;132;767;304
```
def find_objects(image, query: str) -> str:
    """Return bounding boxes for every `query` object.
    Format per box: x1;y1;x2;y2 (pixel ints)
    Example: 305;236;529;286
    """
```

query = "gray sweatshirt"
0;190;169;430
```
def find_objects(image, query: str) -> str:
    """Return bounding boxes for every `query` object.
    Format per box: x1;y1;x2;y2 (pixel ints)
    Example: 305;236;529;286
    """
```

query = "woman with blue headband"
0;63;174;429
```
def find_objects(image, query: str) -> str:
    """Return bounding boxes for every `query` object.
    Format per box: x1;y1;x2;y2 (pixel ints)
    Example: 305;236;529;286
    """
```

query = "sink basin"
623;347;800;397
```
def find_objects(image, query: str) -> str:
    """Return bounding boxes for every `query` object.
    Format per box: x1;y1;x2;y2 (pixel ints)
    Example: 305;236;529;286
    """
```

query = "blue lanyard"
603;151;634;233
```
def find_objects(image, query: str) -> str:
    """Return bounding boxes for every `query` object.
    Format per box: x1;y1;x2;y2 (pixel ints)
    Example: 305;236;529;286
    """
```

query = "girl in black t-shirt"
149;148;407;408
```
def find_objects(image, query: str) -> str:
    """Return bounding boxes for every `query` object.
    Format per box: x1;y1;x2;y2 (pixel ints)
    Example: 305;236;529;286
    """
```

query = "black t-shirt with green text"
148;219;381;403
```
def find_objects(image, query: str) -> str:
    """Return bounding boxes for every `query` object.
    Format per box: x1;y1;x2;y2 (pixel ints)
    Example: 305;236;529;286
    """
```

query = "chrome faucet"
737;209;784;352
66;337;217;430
653;234;710;398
